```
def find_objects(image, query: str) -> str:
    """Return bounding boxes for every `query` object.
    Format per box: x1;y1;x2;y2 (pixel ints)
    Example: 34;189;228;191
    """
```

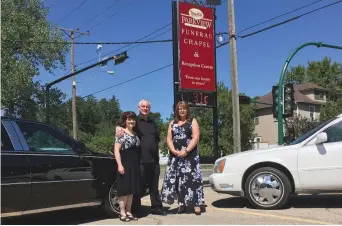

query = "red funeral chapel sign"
178;2;216;92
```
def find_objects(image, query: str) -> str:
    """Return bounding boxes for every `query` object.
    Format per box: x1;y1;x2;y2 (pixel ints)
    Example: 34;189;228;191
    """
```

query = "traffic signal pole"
45;52;128;124
277;42;342;145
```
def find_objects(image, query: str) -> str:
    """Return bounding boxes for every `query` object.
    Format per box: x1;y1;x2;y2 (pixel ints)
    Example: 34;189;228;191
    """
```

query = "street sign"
176;2;216;92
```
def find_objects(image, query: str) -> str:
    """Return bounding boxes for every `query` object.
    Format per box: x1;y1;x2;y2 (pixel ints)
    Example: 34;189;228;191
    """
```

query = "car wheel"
103;181;120;217
245;167;291;210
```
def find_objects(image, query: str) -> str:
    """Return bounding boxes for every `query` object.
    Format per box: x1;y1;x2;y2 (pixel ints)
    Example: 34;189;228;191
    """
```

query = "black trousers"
132;163;163;211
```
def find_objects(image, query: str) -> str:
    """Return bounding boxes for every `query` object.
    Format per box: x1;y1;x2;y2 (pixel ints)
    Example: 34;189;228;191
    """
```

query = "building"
254;83;327;146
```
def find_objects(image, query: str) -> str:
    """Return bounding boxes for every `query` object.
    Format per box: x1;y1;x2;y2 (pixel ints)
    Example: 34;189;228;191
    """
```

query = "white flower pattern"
161;119;205;206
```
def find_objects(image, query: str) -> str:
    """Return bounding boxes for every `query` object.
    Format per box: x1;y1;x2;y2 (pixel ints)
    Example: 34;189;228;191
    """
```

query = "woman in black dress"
161;101;205;215
114;111;141;222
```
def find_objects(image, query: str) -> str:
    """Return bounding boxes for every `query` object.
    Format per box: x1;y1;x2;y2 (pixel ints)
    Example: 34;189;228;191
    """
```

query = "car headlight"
213;159;226;173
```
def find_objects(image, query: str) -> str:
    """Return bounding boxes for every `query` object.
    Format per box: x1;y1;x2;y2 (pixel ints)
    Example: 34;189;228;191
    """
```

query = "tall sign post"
172;1;218;159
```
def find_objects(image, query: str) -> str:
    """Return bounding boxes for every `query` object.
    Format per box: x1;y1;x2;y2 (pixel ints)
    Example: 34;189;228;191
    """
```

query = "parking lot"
3;179;342;225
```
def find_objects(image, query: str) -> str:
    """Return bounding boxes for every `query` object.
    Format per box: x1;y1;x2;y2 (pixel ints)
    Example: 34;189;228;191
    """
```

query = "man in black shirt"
116;99;166;216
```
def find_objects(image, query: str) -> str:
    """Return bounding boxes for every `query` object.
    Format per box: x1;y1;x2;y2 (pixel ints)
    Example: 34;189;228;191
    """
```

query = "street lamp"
216;32;229;44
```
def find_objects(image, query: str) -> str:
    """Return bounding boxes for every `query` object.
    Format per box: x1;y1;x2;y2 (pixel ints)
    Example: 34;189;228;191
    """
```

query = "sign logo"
189;8;204;20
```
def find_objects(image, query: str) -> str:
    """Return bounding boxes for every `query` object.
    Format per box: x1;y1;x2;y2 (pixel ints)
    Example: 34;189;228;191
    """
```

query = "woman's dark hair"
174;101;190;122
119;111;137;128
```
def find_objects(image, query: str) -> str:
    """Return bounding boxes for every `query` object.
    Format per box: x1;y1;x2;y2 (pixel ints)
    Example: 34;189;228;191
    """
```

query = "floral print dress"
161;119;205;207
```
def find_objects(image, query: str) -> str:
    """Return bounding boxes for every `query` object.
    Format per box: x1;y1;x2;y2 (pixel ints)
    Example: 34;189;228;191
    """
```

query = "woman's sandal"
119;215;130;222
126;213;138;221
194;207;201;216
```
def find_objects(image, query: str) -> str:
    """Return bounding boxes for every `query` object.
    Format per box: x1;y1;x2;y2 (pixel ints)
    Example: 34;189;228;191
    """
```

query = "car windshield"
290;117;337;145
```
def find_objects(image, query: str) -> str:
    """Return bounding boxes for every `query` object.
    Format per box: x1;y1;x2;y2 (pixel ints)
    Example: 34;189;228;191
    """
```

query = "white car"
209;113;342;209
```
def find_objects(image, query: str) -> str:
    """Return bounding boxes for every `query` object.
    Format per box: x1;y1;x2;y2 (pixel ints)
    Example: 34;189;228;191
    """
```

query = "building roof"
255;83;327;110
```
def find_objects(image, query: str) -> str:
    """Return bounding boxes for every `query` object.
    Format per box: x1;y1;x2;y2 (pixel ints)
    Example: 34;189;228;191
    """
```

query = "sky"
37;0;342;119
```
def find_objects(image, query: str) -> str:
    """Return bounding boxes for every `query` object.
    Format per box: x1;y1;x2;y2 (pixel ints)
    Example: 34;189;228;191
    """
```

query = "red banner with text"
178;2;216;92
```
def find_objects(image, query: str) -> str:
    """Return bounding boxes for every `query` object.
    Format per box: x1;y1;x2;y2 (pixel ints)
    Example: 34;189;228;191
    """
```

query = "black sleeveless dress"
161;118;205;206
115;132;141;197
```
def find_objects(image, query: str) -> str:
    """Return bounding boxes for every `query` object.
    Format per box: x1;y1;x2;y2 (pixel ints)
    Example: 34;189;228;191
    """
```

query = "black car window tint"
324;121;342;143
16;121;74;153
1;124;14;151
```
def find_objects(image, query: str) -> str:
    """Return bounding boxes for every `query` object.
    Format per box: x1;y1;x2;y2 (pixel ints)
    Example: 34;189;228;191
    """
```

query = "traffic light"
114;51;129;65
283;83;295;117
272;85;279;118
239;95;251;105
99;57;108;67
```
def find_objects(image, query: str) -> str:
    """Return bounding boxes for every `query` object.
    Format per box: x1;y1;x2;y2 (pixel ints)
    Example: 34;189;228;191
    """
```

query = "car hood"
216;144;300;163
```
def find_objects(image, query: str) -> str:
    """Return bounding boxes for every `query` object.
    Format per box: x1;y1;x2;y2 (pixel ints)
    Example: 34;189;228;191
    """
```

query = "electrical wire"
76;23;171;67
237;0;326;35
77;0;122;29
86;0;134;33
81;64;173;99
4;39;172;45
79;0;340;98
57;0;90;24
238;0;342;38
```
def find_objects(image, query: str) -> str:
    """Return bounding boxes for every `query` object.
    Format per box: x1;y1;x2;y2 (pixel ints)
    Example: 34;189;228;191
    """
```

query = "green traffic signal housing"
272;85;279;118
283;83;295;117
114;51;129;65
272;84;295;119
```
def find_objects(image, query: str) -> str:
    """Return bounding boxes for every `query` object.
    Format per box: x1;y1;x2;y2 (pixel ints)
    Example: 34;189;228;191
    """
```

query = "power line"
124;28;172;52
5;39;172;45
80;42;225;98
79;0;340;98
76;23;171;67
72;0;323;72
238;0;342;38
86;0;133;33
78;0;122;29
57;0;90;24
81;64;173;99
237;0;326;35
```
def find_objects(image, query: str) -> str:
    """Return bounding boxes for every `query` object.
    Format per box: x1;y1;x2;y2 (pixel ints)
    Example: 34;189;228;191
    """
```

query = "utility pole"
227;0;241;153
59;28;89;140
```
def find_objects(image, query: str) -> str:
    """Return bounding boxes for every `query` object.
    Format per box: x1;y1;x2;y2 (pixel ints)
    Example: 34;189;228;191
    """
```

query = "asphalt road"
3;181;342;225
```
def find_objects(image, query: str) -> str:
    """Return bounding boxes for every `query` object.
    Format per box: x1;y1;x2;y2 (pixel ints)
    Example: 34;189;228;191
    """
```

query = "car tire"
103;181;120;217
245;167;291;210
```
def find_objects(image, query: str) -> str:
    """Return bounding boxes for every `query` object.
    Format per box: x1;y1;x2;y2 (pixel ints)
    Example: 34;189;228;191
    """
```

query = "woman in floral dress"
161;101;204;215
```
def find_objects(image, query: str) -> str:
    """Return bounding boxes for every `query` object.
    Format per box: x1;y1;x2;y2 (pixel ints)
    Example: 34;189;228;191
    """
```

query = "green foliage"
320;99;342;122
1;0;68;109
285;57;342;102
86;136;114;155
285;57;342;139
287;115;319;139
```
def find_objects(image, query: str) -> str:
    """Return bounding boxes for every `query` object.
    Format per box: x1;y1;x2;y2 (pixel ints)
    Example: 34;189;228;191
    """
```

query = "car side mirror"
315;132;328;145
75;142;86;153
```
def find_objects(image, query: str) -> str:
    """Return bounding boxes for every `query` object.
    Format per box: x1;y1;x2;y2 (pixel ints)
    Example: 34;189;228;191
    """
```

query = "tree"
1;0;68;111
285;57;342;101
287;115;319;140
320;99;342;122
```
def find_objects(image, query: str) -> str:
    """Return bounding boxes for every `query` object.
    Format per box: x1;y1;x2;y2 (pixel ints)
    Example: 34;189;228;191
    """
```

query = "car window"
16;121;74;154
1;124;14;151
324;121;342;143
